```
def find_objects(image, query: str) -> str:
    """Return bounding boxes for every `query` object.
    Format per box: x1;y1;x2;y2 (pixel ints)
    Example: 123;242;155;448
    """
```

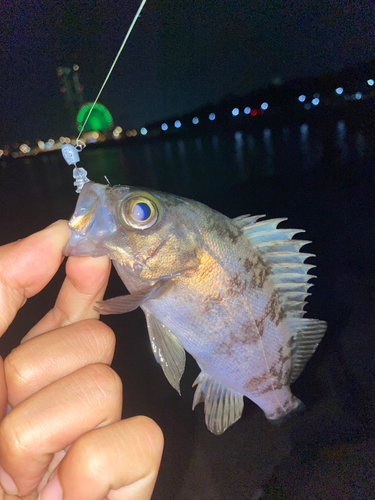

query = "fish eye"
132;202;151;221
120;193;160;230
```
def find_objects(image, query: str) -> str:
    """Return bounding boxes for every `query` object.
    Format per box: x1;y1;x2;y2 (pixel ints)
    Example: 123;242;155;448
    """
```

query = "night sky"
1;0;375;145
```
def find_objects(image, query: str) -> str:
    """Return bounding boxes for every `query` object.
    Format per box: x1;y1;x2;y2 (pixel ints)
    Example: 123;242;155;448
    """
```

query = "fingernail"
0;465;18;495
39;474;63;500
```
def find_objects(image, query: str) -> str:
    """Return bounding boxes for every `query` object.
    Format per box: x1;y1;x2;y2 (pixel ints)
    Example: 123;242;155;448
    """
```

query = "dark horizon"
1;55;374;156
1;0;375;145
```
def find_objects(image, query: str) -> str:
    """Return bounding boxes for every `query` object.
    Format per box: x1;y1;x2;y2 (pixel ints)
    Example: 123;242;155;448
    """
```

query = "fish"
64;181;327;435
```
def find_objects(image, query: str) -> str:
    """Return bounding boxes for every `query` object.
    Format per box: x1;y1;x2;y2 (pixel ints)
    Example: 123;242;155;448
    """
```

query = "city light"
19;144;31;154
4;65;375;159
113;126;122;138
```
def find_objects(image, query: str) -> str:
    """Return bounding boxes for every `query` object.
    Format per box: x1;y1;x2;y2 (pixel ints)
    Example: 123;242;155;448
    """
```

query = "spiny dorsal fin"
232;214;327;381
192;371;244;435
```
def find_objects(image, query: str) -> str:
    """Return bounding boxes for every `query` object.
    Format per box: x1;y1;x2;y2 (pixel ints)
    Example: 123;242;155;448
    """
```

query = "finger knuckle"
133;416;164;459
79;319;116;361
83;364;122;403
0;411;35;460
4;350;34;392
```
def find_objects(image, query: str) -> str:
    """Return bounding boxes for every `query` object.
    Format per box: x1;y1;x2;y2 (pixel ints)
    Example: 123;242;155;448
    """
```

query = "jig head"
61;142;89;193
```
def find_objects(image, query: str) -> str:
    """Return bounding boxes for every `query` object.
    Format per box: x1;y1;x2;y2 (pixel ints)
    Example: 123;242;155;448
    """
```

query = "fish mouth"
63;181;117;258
63;228;105;257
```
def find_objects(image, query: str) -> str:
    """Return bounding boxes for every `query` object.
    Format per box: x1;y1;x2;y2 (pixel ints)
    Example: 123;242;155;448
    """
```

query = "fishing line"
62;0;147;192
76;0;147;142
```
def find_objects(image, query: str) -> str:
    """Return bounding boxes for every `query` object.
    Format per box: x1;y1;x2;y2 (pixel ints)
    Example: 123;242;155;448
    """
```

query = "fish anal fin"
95;279;172;315
192;372;244;435
146;313;186;393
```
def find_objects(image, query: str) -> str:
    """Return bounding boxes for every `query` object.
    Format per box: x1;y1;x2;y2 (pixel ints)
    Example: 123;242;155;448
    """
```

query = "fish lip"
63;228;103;257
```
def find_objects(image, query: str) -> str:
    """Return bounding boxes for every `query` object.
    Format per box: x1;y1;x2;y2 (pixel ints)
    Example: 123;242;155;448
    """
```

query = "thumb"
0;220;69;338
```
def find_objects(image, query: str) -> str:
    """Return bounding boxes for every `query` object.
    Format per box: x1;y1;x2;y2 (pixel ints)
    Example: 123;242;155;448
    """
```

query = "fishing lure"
61;142;89;193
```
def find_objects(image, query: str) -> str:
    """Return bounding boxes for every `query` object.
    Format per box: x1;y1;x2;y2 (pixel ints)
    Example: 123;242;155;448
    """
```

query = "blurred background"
0;1;374;498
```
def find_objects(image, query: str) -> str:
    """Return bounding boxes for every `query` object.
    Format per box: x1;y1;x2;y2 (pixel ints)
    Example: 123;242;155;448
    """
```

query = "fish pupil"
132;202;151;221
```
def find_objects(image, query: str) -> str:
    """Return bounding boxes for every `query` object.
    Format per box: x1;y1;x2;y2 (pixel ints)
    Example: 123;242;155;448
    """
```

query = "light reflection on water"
263;128;274;176
0;119;368;205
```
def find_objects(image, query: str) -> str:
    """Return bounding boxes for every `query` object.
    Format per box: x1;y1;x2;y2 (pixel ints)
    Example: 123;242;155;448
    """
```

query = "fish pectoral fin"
145;313;186;394
192;372;244;435
95;279;173;315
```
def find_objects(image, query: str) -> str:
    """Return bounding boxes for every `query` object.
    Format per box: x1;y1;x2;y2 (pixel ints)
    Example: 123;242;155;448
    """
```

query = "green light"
76;102;114;132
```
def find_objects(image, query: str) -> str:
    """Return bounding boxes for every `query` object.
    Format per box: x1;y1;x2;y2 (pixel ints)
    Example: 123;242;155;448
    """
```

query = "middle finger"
5;319;116;408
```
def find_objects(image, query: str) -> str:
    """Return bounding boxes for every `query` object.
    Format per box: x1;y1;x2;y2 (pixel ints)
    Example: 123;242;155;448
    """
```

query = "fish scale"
64;181;327;434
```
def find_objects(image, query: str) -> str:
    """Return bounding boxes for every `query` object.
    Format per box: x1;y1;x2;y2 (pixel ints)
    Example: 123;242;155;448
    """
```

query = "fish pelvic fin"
94;279;173;315
145;313;186;394
192;372;244;435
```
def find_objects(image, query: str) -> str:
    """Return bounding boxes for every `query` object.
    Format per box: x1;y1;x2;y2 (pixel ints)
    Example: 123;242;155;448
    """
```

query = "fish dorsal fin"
145;313;186;394
94;279;173;315
233;215;327;382
192;372;244;435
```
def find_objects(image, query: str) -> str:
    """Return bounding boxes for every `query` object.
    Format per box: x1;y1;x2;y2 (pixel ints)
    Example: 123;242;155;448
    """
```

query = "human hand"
0;221;163;500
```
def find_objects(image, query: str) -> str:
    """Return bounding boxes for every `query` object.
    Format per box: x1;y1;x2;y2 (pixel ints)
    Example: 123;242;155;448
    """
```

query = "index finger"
0;221;69;338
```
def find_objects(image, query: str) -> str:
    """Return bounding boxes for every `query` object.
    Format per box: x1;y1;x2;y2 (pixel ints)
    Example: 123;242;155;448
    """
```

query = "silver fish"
64;181;327;434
